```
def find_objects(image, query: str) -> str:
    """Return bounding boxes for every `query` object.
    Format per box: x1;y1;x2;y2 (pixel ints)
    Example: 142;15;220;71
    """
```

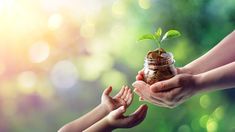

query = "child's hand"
106;104;148;129
101;86;133;112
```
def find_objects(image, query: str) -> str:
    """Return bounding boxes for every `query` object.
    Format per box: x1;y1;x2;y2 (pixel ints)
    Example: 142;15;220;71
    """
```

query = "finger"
150;88;182;108
124;104;148;127
134;88;150;103
132;81;149;90
136;75;144;81
127;93;133;106
135;86;170;108
138;69;144;76
149;95;169;107
134;88;144;99
150;77;180;92
134;85;151;100
134;86;153;103
114;86;125;98
110;105;126;118
124;88;132;102
135;86;168;106
103;86;112;96
176;67;181;74
130;104;148;117
139;97;144;101
121;86;128;99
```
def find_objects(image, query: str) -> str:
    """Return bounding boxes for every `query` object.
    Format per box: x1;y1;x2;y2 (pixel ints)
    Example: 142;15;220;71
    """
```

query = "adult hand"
133;68;201;108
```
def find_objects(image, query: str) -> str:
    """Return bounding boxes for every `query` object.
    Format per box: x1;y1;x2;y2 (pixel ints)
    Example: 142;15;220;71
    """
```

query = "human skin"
133;30;235;108
84;104;148;132
58;86;133;132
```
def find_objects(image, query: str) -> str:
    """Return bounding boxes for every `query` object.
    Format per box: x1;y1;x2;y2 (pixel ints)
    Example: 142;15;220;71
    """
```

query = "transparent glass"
143;52;177;85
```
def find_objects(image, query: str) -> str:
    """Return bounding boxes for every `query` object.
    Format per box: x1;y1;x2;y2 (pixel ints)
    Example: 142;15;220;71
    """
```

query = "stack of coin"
144;48;177;85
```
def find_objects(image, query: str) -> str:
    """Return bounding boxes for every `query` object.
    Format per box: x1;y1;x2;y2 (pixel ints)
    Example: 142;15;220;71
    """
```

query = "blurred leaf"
155;27;162;40
138;34;155;41
161;30;181;42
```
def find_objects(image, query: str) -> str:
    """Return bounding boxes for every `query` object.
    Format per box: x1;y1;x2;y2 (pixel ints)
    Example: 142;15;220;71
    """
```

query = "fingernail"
132;82;136;87
120;106;125;111
134;88;139;92
139;97;144;101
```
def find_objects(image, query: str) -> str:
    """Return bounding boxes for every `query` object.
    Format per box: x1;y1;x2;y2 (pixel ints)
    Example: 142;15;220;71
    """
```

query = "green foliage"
138;27;181;48
138;34;155;41
161;30;181;42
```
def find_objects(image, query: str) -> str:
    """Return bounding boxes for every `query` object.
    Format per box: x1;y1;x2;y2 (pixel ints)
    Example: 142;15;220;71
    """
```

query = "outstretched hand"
101;86;133;112
133;68;201;108
106;104;148;128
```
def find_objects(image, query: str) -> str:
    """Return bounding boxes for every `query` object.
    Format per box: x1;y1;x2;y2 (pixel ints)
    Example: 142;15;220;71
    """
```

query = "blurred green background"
0;0;235;132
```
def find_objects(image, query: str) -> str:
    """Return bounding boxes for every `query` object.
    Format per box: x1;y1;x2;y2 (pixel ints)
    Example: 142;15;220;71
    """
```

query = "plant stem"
155;39;161;48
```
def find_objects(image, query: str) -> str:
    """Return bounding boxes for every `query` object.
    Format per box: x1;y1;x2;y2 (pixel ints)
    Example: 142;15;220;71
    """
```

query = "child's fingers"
121;86;128;99
110;105;126;118
103;86;112;96
114;86;125;98
132;104;148;117
127;93;133;105
123;104;148;127
124;88;131;102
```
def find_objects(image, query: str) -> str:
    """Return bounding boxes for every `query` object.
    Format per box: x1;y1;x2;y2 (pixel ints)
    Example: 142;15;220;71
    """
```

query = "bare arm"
183;30;235;74
84;105;148;132
84;117;113;132
133;62;235;108
196;61;235;92
58;86;132;132
134;31;235;108
58;104;109;132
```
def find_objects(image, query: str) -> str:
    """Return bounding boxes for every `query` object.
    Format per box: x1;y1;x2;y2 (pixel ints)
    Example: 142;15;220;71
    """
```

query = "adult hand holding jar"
133;31;235;108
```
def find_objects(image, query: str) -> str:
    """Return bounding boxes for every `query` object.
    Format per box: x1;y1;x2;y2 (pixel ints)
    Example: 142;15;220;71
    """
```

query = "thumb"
110;106;126;118
132;81;148;89
150;77;179;92
103;86;112;96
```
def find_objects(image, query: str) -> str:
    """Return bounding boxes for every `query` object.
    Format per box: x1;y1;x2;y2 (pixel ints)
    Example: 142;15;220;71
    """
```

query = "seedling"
138;27;181;49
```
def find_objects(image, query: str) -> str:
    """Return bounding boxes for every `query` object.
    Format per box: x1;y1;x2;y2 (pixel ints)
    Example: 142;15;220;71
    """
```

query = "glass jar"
143;52;177;85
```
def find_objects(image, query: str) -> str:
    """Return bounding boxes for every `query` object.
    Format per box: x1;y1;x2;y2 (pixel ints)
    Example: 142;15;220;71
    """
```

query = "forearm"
185;30;235;74
59;104;109;132
84;118;114;132
196;61;235;93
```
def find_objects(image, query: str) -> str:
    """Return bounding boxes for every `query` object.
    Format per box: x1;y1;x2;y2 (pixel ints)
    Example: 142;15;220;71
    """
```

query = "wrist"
180;66;194;75
193;74;205;93
103;117;116;131
99;103;111;115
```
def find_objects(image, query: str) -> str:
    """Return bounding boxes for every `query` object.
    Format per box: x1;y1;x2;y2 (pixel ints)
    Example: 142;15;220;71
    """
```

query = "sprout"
138;27;181;48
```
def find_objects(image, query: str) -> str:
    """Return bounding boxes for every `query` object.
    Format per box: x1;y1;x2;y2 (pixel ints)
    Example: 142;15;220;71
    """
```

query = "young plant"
138;27;181;49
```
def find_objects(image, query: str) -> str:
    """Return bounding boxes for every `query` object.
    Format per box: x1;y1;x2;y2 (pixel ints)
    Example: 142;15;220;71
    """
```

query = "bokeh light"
207;119;218;132
50;60;79;90
17;71;37;88
138;0;151;10
29;41;50;63
200;95;211;109
112;0;126;17
48;13;63;30
213;106;224;120
80;21;96;38
0;0;235;131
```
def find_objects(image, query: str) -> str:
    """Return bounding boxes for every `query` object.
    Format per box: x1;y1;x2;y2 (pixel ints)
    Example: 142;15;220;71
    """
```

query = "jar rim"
144;52;174;60
144;60;176;68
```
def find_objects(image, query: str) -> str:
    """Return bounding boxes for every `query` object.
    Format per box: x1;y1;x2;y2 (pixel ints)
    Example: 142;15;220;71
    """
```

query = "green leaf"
138;34;155;41
161;30;181;42
154;27;162;40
